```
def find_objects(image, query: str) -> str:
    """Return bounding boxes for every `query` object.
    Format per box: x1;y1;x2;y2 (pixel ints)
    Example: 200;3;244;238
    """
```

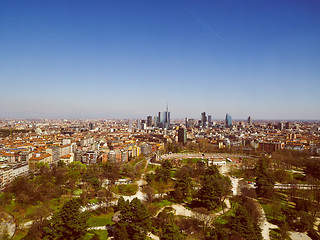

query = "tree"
143;185;155;203
227;205;262;240
155;160;172;183
205;225;228;240
103;163;120;184
114;197;152;240
196;166;231;210
238;180;257;199
242;198;261;224
43;199;89;240
173;175;192;202
161;222;185;240
90;233;101;240
0;227;10;240
255;158;275;198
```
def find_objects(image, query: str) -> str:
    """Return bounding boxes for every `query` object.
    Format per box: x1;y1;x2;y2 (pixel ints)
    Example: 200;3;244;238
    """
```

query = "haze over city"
0;0;319;120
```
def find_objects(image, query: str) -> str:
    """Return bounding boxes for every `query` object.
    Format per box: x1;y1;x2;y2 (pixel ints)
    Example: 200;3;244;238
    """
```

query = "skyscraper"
278;122;284;131
248;116;252;125
147;116;152;127
178;127;187;144
187;119;195;128
128;119;132;132
226;114;232;127
157;105;170;129
137;119;141;130
208;115;212;126
201;112;207;127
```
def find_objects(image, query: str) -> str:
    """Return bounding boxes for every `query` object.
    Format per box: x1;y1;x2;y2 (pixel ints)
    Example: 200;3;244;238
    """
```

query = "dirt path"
0;211;16;238
256;201;278;240
289;232;311;240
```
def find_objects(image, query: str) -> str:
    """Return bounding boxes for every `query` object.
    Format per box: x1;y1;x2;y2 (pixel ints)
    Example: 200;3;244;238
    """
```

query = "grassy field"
84;230;108;240
153;200;173;208
87;212;114;227
12;229;28;240
181;158;204;164
111;183;139;196
147;164;159;172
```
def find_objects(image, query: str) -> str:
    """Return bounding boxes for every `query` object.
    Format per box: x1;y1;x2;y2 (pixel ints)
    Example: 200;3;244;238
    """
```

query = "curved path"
0;211;16;238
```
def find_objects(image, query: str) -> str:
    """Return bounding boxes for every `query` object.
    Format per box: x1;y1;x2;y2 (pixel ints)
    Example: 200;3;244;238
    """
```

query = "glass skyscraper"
226;113;232;127
157;105;170;129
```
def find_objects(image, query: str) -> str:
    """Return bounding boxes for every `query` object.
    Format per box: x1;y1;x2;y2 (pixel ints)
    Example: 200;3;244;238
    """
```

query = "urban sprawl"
0;110;320;239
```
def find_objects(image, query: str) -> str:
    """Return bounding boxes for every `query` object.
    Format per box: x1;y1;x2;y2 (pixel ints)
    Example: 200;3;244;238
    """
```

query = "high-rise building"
285;122;290;129
141;120;146;130
226;113;232;127
201;112;207;127
208;115;212;127
137;119;141;130
157;105;170;129
248;116;252;125
278;122;284;131
128;119;132;132
178;127;187;144
147;116;153;127
187;119;195;128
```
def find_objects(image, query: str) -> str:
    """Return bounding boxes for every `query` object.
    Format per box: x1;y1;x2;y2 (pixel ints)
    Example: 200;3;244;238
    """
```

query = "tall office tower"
285;121;290;129
158;105;170;129
147;116;153;127
187;119;195;128
278;122;284;131
154;116;159;127
158;112;161;124
89;122;94;130
137;119;141;130
141;120;146;130
248;116;252;125
185;118;188;127
178;127;187;144
208;115;212;126
226;113;232;127
201;112;207;127
128;119;132;132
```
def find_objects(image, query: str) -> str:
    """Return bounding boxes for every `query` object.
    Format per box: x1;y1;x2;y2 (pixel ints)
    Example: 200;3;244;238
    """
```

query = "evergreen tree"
197;166;231;210
255;158;275;198
114;197;152;240
43;199;89;240
228;205;262;240
205;225;228;240
161;222;185;240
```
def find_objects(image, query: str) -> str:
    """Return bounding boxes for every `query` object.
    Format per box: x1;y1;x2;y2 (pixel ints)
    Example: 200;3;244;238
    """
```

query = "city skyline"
1;0;319;120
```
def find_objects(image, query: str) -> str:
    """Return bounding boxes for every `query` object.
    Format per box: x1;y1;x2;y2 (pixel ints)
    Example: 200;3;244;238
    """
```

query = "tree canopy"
114;197;152;240
43;199;89;240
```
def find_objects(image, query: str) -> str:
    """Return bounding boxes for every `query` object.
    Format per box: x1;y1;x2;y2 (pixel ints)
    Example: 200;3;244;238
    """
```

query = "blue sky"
0;0;319;120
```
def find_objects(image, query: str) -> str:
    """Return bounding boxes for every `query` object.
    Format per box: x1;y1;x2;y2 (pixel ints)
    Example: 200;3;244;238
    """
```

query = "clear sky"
0;0;319;120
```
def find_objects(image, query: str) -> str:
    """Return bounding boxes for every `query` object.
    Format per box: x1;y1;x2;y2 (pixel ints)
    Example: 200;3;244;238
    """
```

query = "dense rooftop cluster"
0;117;319;191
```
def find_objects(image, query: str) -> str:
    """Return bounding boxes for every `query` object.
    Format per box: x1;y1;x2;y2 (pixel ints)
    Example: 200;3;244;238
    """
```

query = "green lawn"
3;200;16;216
147;164;159;172
73;189;82;196
153;200;173;208
88;198;99;204
12;229;28;240
87;212;114;227
112;183;139;196
181;158;204;164
84;230;109;240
